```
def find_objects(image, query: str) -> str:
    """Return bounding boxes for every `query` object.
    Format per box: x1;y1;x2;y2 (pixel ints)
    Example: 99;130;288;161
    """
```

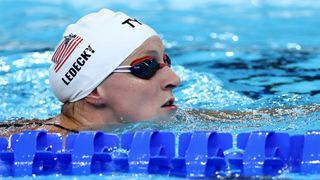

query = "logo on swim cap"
51;33;83;72
122;18;142;28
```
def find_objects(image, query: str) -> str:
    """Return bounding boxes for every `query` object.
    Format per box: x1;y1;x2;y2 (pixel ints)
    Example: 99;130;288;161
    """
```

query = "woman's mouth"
161;98;177;110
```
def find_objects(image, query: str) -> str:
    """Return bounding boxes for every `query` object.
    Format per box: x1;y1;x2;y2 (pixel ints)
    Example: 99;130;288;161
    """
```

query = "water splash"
173;65;254;110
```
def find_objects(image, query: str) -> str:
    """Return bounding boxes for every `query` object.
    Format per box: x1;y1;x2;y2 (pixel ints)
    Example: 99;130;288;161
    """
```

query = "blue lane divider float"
114;131;175;174
56;131;119;175
1;130;320;177
171;131;232;177
290;130;320;174
0;131;62;176
227;131;290;176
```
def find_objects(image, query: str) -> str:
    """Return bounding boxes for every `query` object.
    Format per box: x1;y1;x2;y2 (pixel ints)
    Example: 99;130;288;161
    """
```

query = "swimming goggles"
113;54;171;79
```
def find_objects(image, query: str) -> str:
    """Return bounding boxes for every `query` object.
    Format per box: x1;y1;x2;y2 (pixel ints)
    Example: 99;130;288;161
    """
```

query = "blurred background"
1;0;320;53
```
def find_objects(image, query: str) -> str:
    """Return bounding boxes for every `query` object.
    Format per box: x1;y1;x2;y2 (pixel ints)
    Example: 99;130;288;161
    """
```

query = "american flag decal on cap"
51;33;83;72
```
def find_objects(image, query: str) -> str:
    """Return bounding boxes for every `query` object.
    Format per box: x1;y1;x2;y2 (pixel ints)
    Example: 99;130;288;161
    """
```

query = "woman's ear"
85;88;106;107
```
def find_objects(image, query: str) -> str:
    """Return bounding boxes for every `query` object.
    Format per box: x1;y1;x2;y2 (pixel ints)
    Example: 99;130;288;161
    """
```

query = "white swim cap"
49;9;158;102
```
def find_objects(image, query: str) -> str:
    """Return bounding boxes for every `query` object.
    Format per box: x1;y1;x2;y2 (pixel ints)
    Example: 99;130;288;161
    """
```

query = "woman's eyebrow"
130;50;163;65
130;56;154;65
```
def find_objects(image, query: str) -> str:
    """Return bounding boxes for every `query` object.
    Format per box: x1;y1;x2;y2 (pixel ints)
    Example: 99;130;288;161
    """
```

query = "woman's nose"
160;67;181;90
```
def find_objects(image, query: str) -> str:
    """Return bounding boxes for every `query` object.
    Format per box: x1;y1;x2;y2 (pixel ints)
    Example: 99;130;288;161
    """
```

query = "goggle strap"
113;69;131;73
115;65;131;69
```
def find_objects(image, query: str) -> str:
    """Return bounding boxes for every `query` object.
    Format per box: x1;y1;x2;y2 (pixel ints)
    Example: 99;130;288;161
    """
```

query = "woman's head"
49;9;180;125
49;8;158;102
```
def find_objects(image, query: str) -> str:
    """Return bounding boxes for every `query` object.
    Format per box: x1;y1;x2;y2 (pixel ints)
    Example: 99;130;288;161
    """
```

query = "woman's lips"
162;104;177;110
161;98;177;110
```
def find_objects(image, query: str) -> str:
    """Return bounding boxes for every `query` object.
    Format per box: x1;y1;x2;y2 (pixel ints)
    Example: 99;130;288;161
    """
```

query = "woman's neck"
55;102;122;131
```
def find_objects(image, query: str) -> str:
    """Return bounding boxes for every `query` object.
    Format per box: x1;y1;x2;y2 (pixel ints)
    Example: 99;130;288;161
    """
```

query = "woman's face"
97;36;181;122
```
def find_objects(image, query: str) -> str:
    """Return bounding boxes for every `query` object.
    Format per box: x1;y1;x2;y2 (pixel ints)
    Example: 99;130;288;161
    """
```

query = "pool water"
1;0;320;179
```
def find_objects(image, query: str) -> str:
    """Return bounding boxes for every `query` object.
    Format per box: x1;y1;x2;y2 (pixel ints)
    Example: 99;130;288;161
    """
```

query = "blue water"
1;0;320;178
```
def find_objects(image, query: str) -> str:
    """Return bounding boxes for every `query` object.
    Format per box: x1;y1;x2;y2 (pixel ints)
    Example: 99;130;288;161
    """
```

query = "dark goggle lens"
164;54;171;67
130;59;160;79
129;55;172;79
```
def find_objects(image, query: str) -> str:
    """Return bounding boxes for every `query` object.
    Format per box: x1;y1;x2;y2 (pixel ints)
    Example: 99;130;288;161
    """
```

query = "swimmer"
0;8;180;137
1;9;319;137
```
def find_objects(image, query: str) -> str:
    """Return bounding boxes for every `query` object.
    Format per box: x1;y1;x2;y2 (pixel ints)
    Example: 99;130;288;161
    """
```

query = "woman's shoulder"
0;119;44;138
0;117;75;138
